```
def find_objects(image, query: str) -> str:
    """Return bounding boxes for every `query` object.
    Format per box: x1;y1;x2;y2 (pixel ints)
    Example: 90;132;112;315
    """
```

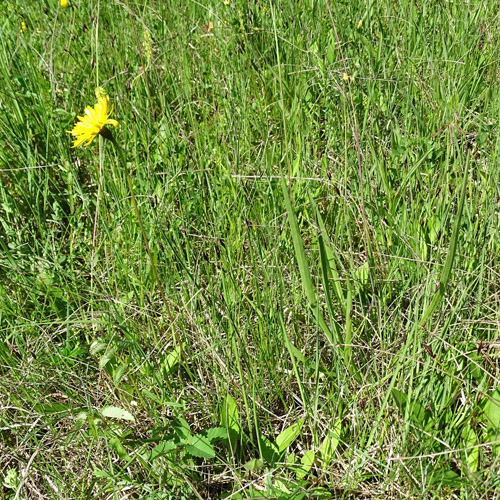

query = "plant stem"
108;133;192;380
108;134;171;320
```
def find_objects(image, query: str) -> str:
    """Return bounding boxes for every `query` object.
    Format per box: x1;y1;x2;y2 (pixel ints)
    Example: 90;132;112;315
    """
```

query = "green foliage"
1;0;500;498
2;469;19;490
101;406;135;422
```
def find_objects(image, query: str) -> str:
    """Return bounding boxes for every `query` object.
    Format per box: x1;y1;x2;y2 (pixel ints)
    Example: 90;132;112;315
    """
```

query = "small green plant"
3;468;19;491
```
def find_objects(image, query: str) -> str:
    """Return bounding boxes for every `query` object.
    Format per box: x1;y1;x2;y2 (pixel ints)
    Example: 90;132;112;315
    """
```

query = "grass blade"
419;163;468;327
281;178;337;345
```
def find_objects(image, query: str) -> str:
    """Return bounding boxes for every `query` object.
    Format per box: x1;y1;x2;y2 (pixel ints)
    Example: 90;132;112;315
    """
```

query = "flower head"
60;0;68;7
342;72;354;83
68;93;119;148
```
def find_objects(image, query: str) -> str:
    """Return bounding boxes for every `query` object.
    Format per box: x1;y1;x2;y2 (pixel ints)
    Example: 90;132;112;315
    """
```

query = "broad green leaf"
89;340;107;356
311;487;335;499
101;406;135;422
260;434;280;464
221;393;241;451
287;341;306;363
311;194;346;315
34;401;73;414
428;215;441;244
149;440;178;460
319;418;341;465
243;458;264;472
296;449;315;479
220;393;240;433
428;468;465;487
301;449;315;467
109;437;130;461
163;345;181;375
292;154;301;177
172;417;193;444
99;347;117;369
484;389;500;430
276;418;305;453
112;363;128;385
203;427;229;443
273;478;291;494
461;425;479;472
392;389;432;431
186;433;216;458
326;31;336;64
93;469;113;479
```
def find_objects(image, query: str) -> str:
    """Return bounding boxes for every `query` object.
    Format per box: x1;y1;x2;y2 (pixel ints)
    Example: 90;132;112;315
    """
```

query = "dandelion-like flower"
68;93;119;148
60;0;68;7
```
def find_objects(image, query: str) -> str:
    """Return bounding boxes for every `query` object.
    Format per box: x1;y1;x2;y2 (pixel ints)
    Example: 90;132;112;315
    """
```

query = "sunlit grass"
1;1;500;498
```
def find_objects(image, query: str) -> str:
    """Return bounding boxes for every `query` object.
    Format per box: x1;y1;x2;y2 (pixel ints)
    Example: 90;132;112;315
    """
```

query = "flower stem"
108;134;170;318
107;134;191;381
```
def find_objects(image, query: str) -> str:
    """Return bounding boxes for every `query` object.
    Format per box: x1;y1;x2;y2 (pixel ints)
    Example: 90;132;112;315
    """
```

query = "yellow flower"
68;95;119;147
19;22;26;34
60;0;68;8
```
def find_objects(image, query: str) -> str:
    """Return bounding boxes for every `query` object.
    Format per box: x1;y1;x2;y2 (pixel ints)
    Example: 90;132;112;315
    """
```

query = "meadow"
1;0;500;498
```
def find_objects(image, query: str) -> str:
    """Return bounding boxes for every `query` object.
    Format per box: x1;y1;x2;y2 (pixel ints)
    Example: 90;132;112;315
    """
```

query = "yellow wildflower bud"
60;0;68;8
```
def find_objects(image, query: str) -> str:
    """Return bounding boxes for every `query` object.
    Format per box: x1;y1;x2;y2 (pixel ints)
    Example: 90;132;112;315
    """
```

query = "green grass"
1;0;500;498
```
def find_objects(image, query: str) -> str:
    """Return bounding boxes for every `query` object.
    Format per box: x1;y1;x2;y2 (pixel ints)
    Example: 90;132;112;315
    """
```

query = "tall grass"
1;0;500;498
